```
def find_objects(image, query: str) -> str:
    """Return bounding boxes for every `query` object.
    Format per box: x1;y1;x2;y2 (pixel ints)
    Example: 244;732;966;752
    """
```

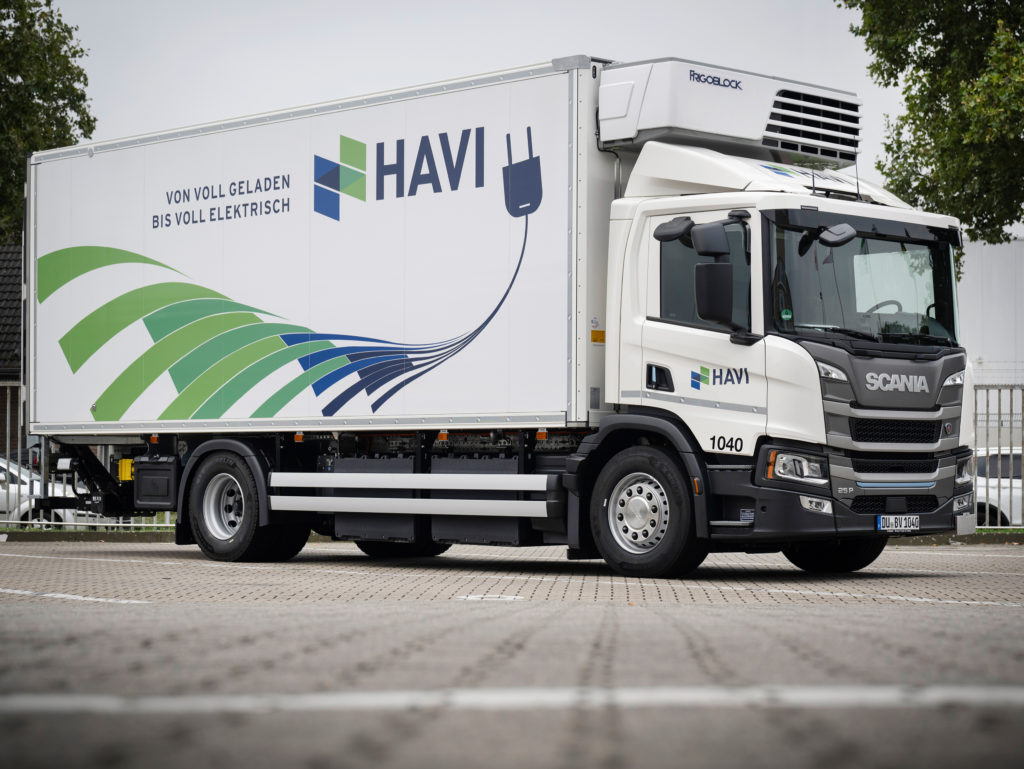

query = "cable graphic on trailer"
300;127;544;415
36;127;543;421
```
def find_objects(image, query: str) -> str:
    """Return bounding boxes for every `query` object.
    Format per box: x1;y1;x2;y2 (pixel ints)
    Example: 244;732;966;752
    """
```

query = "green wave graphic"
252;353;354;418
38;246;182;303
91;312;261;421
159;336;286;420
168;322;310;392
192;340;334;419
60;283;226;372
42;246;334;422
145;298;274;341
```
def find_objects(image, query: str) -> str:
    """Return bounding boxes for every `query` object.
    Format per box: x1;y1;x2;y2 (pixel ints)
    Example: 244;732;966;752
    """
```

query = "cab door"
640;211;767;458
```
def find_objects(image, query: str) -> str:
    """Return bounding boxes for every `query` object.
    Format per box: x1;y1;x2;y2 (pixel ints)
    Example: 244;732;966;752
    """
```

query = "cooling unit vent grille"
761;89;860;163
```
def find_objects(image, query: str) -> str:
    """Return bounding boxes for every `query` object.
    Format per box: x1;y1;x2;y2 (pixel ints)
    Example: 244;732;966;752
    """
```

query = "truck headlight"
816;361;848;382
767;450;829;486
943;371;965;388
953;494;972;512
955;456;974;486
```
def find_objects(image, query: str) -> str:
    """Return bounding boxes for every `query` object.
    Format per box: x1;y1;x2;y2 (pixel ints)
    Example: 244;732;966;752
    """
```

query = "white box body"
27;59;614;435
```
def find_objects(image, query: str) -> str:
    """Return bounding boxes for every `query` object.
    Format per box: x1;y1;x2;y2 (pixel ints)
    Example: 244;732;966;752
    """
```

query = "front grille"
761;89;860;163
849;418;941;444
851;496;939;516
851;457;938;474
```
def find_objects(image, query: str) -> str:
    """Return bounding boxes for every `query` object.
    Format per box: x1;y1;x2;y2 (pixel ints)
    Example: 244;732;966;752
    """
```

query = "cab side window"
658;222;750;332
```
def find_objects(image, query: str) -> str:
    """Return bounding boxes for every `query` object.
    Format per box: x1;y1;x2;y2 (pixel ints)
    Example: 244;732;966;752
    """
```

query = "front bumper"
832;494;974;536
705;466;974;545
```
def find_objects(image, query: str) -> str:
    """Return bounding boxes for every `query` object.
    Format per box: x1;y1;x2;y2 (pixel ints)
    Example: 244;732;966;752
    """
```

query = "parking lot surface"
1;540;1023;768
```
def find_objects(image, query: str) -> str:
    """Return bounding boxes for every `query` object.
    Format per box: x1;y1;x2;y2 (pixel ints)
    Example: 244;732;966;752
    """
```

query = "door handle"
646;365;674;393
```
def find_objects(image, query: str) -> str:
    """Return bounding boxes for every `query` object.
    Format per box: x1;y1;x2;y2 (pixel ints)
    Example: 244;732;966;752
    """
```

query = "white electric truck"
25;56;976;576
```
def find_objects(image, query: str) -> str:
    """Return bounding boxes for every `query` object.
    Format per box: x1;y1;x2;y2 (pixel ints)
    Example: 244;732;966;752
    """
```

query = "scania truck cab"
599;145;973;574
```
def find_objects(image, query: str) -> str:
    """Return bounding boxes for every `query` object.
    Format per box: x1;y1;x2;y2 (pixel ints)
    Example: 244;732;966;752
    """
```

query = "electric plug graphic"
503;127;542;217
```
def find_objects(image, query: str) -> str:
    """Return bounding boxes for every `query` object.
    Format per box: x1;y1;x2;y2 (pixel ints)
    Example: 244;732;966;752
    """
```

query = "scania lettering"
24;56;975;577
864;373;930;393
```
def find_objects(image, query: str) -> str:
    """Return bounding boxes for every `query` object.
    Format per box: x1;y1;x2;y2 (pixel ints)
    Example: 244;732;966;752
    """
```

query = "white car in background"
974;448;1022;527
0;456;88;527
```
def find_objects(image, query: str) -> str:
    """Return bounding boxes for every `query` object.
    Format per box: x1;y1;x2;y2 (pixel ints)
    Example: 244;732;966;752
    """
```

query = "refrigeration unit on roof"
598;58;861;168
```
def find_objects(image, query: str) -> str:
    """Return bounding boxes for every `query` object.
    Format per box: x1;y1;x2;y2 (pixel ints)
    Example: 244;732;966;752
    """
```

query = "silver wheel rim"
203;473;245;541
607;471;670;554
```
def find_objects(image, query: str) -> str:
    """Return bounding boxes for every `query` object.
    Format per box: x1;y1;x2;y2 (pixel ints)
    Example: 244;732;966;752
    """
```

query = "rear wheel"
782;537;888;573
189;451;308;562
355;541;451;559
590;445;708;578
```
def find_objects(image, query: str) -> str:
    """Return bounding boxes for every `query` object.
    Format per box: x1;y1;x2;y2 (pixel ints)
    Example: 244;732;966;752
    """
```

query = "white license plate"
876;515;920;532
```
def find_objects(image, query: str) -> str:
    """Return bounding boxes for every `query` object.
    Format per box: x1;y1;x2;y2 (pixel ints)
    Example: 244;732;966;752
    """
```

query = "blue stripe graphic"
291;216;531;416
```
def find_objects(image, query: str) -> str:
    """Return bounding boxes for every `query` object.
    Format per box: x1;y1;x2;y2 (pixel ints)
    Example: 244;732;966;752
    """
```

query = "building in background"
1;243;23;461
958;240;1024;386
958;238;1023;445
959;240;1023;526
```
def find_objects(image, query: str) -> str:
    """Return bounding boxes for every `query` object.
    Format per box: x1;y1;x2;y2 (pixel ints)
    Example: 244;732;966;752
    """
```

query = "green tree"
838;1;1024;245
0;0;95;244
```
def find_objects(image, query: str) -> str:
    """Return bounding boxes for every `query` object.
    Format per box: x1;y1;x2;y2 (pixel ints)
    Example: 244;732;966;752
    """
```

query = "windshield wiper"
879;331;954;347
793;324;879;342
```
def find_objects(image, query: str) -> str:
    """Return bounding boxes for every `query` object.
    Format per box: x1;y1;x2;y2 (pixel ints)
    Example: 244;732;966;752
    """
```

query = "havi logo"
313;135;367;221
691;365;750;390
313;128;486;220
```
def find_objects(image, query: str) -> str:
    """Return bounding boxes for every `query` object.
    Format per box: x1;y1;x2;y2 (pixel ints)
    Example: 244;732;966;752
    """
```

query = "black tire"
977;505;1010;528
188;451;308;562
782;537;888;573
261;524;312;561
590;445;708;578
20;510;59;530
355;541;452;559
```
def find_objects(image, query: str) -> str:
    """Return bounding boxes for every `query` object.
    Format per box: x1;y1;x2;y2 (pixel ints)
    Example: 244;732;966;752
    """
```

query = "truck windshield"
765;210;960;347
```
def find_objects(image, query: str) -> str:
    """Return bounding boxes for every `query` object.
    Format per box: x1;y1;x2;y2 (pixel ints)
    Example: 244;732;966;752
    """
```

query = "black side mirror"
653;216;694;242
695;262;733;326
690;222;731;257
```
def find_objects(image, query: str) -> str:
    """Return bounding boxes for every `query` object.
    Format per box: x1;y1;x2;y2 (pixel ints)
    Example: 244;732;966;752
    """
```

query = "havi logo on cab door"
691;366;750;391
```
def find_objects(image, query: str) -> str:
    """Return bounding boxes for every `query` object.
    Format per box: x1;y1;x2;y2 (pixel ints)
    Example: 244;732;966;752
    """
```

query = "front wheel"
782;537;888;573
590;446;708;578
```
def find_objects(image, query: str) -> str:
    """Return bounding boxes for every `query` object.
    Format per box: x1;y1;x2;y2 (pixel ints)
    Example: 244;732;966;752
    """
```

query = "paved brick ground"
0;541;1022;768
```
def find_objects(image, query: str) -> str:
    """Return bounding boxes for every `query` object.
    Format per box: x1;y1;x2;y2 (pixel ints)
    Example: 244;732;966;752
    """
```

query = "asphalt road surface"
1;540;1022;769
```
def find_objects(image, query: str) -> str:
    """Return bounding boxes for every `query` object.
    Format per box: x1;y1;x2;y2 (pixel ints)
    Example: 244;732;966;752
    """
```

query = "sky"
52;0;901;187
